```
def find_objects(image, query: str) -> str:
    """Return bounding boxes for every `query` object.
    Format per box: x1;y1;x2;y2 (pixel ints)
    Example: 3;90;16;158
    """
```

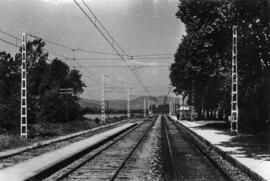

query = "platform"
0;123;136;181
170;116;270;181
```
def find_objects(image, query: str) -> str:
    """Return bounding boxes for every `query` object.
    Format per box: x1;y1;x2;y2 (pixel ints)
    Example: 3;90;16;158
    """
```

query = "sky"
0;0;185;100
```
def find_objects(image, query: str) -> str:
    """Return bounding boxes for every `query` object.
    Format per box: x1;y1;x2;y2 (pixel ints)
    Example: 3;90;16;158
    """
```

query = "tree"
0;52;20;131
38;59;86;123
171;0;270;131
0;38;86;133
171;0;232;119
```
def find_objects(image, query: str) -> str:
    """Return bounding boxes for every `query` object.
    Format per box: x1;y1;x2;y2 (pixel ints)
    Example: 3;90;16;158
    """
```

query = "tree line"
170;0;270;132
0;39;85;133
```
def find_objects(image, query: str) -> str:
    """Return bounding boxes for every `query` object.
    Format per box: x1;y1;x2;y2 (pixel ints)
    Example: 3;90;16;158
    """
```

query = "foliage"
170;0;270;131
0;52;20;130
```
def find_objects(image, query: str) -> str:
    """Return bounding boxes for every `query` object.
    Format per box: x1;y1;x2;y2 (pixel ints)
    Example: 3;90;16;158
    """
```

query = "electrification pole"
144;97;146;117
127;87;130;119
148;98;150;115
101;74;105;123
174;98;177;115
169;101;172;115
231;25;238;134
20;33;27;139
173;100;175;115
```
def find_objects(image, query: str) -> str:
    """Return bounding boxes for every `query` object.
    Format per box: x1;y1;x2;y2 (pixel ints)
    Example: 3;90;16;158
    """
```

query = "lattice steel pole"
101;74;105;123
174;98;177;115
149;99;151;115
147;98;150;115
21;33;27;139
170;101;172;115
231;25;238;134
172;99;175;115
127;87;130;119
144;97;146;117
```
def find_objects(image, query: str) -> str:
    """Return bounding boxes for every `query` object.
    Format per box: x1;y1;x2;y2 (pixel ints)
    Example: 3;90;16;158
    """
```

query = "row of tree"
170;0;270;132
0;39;85;132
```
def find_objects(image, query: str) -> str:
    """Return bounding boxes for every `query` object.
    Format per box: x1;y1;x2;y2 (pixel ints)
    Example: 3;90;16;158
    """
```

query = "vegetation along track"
44;116;157;181
162;115;231;181
0;119;137;170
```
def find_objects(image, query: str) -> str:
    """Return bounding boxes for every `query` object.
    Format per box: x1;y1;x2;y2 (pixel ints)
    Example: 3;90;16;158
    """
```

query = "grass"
0;116;127;152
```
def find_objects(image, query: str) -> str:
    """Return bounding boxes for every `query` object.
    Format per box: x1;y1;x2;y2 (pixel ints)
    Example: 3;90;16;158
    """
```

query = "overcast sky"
0;0;185;100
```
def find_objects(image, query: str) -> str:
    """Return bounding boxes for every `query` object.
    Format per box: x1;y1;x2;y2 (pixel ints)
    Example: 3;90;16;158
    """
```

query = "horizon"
82;94;182;101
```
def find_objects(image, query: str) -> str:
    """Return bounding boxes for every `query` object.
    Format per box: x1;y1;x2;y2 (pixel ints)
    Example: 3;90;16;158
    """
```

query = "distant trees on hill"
0;39;85;132
170;0;270;132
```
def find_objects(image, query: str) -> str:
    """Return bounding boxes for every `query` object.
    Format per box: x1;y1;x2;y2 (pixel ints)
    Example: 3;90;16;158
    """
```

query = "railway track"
162;115;230;181
165;115;253;181
0;119;137;170
44;116;156;181
1;115;251;181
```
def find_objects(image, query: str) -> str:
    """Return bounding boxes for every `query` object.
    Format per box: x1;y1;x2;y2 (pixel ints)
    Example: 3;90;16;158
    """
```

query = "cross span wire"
74;0;150;96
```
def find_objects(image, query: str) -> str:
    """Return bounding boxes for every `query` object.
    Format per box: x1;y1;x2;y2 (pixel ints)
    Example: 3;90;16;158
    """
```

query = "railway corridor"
0;115;246;180
56;118;154;181
161;115;229;181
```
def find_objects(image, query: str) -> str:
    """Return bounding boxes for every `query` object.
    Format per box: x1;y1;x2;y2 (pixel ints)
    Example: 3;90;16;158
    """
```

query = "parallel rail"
1;115;242;181
46;116;156;181
164;115;255;181
0;119;136;169
161;115;179;180
163;115;231;181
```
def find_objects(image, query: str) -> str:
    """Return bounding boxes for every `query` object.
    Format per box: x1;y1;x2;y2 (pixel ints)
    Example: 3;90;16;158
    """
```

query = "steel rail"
0;119;135;168
52;119;147;180
162;115;179;180
110;117;156;181
164;115;234;181
50;116;156;181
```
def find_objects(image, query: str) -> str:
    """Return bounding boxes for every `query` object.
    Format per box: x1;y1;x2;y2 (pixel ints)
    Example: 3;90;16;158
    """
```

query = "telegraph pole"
20;33;27;139
127;87;130;119
59;88;73;123
101;74;106;123
231;25;239;134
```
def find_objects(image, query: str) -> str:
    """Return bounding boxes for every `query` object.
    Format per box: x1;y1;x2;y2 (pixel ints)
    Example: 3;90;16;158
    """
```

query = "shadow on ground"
193;122;270;161
218;133;270;161
193;122;230;130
